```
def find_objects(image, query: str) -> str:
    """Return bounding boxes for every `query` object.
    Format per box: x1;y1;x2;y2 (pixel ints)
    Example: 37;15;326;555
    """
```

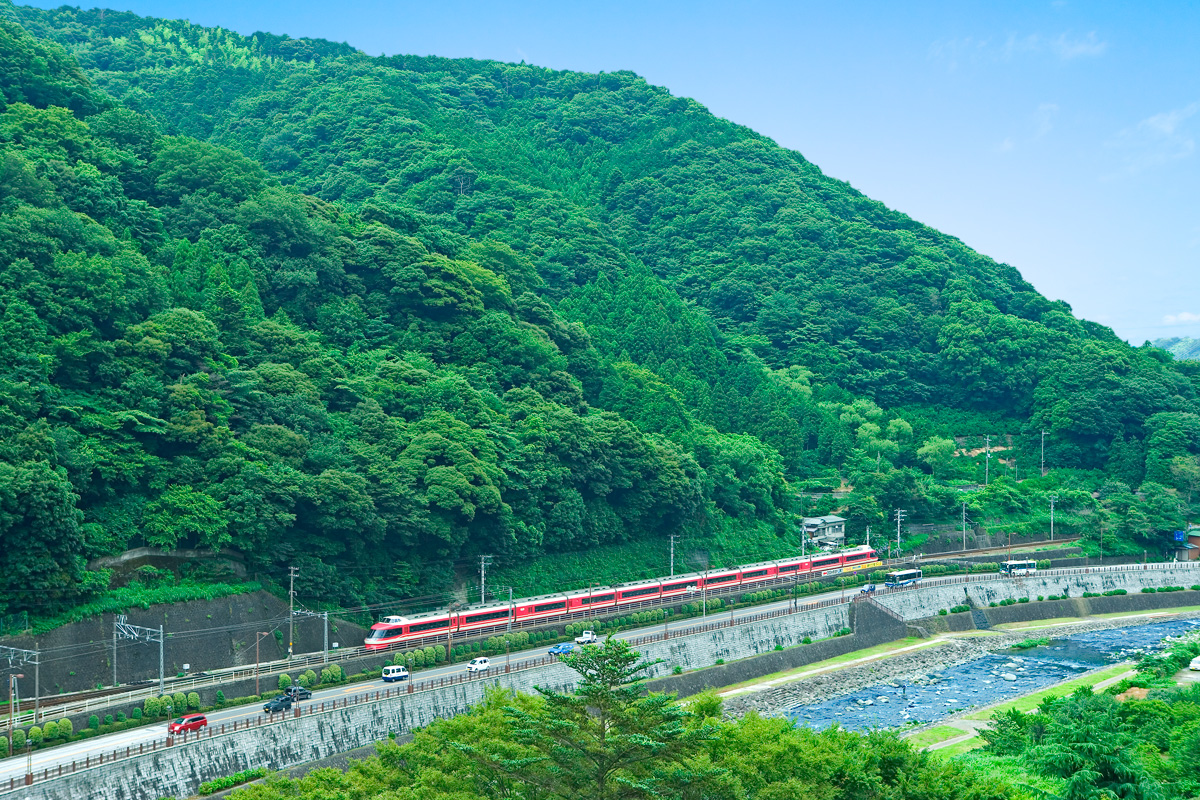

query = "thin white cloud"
932;30;1107;69
996;137;1016;153
1051;32;1107;60
1109;101;1199;174
1164;312;1200;325
1034;103;1059;138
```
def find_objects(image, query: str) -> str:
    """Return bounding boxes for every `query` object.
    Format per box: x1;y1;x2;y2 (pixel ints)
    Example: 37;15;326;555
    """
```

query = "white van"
382;665;410;682
1190;656;1200;672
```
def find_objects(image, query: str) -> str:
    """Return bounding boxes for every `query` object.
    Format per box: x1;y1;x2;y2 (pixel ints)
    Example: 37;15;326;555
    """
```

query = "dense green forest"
1;7;1199;618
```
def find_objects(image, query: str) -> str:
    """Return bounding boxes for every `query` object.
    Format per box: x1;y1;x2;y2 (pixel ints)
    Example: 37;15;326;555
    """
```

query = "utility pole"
113;622;118;688
894;509;907;553
865;526;870;549
1049;495;1057;541
288;566;298;658
961;502;968;551
506;586;514;672
115;615;165;695
447;603;459;664
255;631;269;695
7;674;21;759
479;555;492;604
984;435;991;486
1040;429;1046;476
669;534;677;577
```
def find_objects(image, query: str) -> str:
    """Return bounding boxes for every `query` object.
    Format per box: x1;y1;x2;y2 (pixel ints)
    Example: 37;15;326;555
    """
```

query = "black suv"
284;686;312;700
263;695;293;713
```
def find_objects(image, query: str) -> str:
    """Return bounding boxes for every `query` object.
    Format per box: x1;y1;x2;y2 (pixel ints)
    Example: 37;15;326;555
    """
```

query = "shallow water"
787;618;1200;731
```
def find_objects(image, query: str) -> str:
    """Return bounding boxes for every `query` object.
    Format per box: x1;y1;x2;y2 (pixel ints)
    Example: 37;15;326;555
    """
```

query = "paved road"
0;585;859;783
1;562;1167;783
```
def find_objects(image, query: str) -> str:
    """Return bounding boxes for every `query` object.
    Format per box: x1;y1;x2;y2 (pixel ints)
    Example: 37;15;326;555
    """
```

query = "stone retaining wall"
6;603;850;800
647;600;906;698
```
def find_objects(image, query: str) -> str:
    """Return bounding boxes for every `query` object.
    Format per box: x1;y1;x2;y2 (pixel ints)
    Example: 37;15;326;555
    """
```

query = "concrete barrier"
2;603;850;800
11;563;1200;799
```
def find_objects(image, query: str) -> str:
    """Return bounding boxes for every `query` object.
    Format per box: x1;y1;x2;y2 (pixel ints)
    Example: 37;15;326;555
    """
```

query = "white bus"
884;569;922;588
1000;560;1037;576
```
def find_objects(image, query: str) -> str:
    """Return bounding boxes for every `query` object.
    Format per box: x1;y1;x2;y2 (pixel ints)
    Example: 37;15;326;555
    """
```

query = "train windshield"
366;628;396;640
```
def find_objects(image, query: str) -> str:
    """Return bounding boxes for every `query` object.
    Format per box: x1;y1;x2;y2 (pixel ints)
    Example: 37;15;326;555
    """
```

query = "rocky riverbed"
723;611;1200;723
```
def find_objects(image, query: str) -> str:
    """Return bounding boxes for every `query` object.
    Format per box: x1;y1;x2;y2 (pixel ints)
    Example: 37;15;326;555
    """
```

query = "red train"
364;545;880;650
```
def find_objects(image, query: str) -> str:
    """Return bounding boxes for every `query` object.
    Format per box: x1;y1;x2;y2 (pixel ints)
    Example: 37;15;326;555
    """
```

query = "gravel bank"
723;611;1200;720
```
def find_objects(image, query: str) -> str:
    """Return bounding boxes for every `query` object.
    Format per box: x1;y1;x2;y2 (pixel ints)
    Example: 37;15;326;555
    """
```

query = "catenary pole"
961;501;968;551
1040;429;1046;476
985;435;991;486
288;566;298;658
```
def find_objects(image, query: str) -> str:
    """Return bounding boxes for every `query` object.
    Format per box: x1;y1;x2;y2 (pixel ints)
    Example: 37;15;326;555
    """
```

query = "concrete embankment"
3;605;852;800
9;564;1200;800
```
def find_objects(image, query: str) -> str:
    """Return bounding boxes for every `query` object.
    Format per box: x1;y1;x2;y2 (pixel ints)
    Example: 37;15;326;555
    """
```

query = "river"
786;618;1200;731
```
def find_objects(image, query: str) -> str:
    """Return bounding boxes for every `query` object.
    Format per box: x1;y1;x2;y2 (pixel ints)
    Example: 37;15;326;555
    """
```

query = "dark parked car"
263;695;293;713
284;686;312;700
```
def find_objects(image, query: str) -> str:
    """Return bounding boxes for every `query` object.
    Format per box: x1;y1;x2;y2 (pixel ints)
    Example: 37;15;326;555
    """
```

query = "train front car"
364;615;409;650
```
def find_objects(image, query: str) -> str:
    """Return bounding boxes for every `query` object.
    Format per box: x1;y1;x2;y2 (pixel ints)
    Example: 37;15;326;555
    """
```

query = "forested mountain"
2;7;1199;616
1155;337;1200;361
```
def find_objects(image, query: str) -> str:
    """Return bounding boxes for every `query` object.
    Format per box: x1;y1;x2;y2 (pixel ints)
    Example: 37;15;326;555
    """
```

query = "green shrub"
58;718;74;738
28;726;43;746
672;665;682;675
197;767;269;795
1017;597;1029;603
1037;596;1044;601
1036;559;1052;570
132;707;143;720
116;712;126;723
214;691;225;708
104;714;114;726
412;650;425;668
188;692;200;710
435;645;446;663
802;636;812;644
1142;587;1156;593
1191;585;1200;591
989;602;998;607
716;658;725;664
278;673;292;691
172;692;187;713
89;715;100;730
938;609;948;616
0;738;7;758
1012;637;1050;651
1082;592;1100;598
949;604;970;614
12;729;24;750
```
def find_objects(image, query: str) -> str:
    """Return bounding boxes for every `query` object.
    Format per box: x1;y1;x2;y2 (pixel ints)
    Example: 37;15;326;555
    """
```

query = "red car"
168;714;207;734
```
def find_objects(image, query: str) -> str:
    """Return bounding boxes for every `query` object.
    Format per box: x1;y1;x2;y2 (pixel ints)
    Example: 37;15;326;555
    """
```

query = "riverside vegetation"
963;631;1200;800
1;9;1199;625
227;637;1024;800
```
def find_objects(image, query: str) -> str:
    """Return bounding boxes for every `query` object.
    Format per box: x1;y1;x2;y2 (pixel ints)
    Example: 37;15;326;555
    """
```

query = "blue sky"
22;1;1200;343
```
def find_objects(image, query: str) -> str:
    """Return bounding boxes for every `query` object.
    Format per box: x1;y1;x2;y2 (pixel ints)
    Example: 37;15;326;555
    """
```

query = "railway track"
2;538;1081;720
